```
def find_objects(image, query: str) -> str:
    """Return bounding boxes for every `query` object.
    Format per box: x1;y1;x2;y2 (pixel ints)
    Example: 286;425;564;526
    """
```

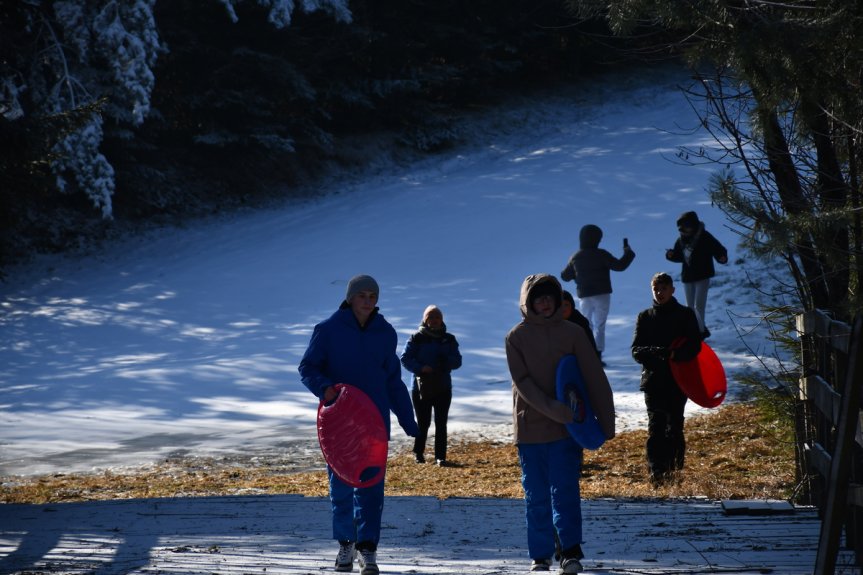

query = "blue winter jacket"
299;304;418;438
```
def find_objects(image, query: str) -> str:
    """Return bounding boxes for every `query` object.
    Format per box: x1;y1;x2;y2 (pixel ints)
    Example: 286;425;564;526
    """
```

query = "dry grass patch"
1;402;797;504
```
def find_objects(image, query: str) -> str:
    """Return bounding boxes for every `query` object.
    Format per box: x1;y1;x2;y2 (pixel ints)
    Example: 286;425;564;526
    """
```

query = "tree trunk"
800;97;851;316
757;104;831;310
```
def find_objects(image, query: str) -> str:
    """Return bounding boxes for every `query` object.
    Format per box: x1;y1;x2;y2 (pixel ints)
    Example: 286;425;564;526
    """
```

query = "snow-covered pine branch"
3;0;352;221
43;0;163;218
215;0;352;28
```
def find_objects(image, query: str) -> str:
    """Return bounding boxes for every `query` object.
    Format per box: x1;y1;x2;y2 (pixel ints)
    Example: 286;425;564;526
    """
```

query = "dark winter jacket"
299;303;418;438
505;274;615;444
562;291;599;355
561;224;635;298
631;296;702;394
666;221;728;283
567;309;599;356
400;325;463;394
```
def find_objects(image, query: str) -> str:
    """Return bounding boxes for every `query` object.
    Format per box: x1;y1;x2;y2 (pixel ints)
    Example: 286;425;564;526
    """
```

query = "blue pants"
328;467;385;546
517;438;584;560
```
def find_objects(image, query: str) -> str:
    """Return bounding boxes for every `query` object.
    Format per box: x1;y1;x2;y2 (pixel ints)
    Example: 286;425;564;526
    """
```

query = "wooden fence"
796;310;863;574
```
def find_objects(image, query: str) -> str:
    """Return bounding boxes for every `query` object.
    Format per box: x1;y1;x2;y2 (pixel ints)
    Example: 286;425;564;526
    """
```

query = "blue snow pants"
517;437;584;560
328;466;385;546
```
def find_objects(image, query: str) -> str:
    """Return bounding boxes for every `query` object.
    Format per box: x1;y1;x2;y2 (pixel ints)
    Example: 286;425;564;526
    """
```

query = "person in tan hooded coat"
505;273;615;574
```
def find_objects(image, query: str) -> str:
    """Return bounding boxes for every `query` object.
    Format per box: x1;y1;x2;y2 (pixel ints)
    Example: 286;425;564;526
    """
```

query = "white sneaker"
335;541;355;572
358;548;379;575
559;557;583;574
531;558;553;571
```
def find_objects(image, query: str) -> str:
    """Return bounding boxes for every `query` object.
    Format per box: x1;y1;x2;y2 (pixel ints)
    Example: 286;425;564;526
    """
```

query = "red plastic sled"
317;383;388;488
669;339;727;408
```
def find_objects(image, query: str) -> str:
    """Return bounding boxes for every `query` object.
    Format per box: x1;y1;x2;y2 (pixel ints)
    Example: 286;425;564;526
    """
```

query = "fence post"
814;314;863;575
797;311;820;505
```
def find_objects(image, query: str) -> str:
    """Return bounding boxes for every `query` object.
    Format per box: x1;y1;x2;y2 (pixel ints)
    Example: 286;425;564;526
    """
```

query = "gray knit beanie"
345;274;380;302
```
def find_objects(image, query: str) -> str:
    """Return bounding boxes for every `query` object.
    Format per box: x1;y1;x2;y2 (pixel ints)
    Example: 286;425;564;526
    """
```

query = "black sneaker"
414;452;425;463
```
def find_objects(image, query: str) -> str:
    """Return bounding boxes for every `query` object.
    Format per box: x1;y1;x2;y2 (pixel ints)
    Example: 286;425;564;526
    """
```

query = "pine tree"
566;0;863;319
0;0;351;221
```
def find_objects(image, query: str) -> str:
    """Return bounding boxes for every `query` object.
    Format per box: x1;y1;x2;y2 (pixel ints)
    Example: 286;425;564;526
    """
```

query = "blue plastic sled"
555;354;606;450
317;383;388;488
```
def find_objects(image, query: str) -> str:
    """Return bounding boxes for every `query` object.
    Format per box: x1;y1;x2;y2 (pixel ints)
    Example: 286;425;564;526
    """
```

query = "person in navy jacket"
400;305;463;466
299;274;418;575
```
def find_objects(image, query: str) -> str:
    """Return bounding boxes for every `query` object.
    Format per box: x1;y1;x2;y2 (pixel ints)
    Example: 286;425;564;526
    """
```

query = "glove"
401;417;419;438
652;346;670;360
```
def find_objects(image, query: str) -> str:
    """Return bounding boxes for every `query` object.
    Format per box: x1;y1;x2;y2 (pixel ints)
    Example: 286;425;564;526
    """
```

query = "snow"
0;66;788;478
0;495;835;574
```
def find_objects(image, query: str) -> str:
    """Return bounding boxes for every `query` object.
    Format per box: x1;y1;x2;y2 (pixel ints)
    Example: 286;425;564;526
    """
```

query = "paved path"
0;495;856;574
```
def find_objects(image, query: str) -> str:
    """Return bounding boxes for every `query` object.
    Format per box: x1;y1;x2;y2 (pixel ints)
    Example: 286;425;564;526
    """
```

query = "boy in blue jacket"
299;274;418;575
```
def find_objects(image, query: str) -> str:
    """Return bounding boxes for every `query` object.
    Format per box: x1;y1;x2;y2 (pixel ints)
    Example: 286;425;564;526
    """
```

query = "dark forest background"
1;1;648;271
7;1;858;322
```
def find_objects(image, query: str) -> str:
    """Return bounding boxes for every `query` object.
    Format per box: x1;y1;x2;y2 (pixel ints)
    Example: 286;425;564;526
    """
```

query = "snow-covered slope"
0;67;788;476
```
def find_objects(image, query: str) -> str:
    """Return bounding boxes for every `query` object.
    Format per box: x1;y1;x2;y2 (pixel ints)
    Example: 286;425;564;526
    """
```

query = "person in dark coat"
400;305;463;466
665;211;728;338
561;224;635;363
562;290;599;357
631;272;702;486
299;274;419;575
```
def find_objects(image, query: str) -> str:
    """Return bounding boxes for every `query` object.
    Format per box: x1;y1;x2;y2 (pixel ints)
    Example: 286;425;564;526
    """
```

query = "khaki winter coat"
505;274;616;445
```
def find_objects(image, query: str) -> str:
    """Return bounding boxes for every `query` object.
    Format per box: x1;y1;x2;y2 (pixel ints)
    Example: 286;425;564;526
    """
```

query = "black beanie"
676;211;700;229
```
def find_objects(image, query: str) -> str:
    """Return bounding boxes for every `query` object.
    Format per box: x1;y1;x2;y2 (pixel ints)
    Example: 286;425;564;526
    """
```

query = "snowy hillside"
0;66;790;477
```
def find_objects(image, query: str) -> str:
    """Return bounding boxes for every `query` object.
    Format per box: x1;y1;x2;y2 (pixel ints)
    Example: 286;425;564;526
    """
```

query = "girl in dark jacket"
400;305;463;466
665;211;728;337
